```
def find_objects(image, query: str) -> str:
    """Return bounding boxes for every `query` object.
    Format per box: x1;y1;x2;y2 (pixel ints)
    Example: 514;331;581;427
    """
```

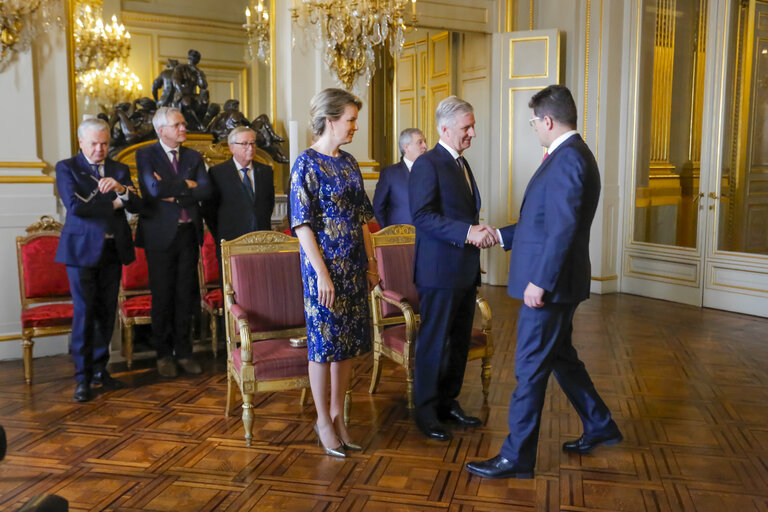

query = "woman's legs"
308;361;341;449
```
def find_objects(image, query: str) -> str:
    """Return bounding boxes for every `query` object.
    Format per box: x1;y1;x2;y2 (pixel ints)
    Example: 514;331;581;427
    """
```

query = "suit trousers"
145;223;199;360
500;302;616;468
66;239;121;384
414;286;477;423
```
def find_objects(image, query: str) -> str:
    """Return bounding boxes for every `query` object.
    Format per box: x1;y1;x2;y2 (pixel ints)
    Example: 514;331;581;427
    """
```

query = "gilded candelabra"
291;0;416;91
244;0;270;64
0;0;64;71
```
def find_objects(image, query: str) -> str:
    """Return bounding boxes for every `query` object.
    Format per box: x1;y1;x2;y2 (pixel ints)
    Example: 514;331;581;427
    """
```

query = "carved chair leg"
481;357;492;404
299;388;308;407
242;392;254;447
225;372;237;417
123;323;134;370
210;313;218;359
406;366;415;409
21;336;34;385
344;387;351;424
369;343;382;395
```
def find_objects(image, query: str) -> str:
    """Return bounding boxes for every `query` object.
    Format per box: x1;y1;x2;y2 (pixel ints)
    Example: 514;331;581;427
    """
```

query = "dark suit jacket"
202;158;275;243
373;160;412;227
499;134;600;303
409;143;481;289
135;142;211;250
55;153;140;267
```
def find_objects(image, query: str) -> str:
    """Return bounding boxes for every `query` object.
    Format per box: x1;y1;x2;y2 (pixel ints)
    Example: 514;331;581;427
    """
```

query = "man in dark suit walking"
373;128;426;227
202;126;275;251
136;106;210;378
466;85;621;479
56;118;140;402
409;96;497;441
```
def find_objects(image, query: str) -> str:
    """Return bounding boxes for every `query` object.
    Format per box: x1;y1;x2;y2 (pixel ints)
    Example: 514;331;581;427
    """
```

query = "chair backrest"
371;224;419;317
221;231;305;342
200;231;220;285
16;216;70;309
121;246;149;292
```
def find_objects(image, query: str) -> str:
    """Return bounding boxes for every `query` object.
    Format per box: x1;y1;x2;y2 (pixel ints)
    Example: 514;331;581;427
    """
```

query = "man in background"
373;128;426;227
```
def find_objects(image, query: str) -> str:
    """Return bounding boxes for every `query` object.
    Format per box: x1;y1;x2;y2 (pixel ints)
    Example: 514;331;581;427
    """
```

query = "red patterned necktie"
542;151;549;162
169;149;191;222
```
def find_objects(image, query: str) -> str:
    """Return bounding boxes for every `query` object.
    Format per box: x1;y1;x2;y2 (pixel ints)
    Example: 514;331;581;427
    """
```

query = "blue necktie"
241;167;255;201
90;163;101;179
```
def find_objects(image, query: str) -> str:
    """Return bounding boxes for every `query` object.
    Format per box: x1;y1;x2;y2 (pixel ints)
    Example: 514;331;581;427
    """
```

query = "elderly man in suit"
409;96;498;441
135;106;210;378
202;126;275;252
373;128;427;227
56;118;140;402
466;85;621;479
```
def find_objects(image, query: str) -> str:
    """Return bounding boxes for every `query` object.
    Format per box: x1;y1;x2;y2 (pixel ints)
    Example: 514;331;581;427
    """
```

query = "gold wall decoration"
649;0;677;175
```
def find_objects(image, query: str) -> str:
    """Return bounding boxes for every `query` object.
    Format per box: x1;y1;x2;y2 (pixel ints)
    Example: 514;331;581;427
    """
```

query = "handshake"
467;224;499;249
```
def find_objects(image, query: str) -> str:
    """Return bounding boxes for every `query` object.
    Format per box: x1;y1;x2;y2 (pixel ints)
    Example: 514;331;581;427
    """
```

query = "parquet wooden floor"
2;287;768;511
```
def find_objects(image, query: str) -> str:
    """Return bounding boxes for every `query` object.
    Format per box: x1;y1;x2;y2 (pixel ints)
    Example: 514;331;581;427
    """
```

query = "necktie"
457;156;473;195
542;151;549;162
241;167;255;201
90;163;101;179
169;149;191;222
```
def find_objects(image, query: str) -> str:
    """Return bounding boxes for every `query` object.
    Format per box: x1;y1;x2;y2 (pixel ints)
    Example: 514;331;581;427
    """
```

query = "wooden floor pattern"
2;286;768;511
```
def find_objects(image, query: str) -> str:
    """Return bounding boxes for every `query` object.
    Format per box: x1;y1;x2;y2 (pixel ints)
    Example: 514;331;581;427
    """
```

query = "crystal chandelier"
244;0;270;64
291;0;416;91
79;60;142;112
73;0;130;74
0;0;65;71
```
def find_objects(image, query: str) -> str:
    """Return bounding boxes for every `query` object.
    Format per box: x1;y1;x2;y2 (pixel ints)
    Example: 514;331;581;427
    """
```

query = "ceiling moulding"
414;0;492;34
121;11;242;39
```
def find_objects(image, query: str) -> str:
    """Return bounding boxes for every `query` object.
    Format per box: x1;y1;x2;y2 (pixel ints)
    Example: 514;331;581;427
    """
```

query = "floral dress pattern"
290;148;374;362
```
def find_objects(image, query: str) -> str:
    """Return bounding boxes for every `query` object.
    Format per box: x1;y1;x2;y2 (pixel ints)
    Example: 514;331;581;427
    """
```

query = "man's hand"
523;282;545;308
97;177;126;195
185;179;198;189
467;224;499;249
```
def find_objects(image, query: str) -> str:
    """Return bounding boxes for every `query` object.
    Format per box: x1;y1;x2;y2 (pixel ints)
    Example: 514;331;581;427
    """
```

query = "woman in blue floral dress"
290;88;378;457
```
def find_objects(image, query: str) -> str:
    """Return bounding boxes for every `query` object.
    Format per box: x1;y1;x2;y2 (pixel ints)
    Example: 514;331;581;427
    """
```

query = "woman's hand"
366;270;380;292
317;271;335;309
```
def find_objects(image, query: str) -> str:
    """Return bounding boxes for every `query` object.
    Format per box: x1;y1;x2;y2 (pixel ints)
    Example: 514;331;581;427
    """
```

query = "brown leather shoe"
178;358;202;375
157;356;178;378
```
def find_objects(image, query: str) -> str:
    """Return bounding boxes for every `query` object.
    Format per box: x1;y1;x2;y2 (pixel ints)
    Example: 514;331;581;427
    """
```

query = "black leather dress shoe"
562;431;623;454
93;371;124;391
438;404;482;427
416;420;452;441
465;455;534;479
73;382;91;402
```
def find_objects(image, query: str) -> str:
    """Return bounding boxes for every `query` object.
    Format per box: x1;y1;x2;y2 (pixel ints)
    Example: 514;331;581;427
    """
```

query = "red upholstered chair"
221;231;310;447
117;234;151;369
198;231;223;357
15;215;73;384
368;224;494;409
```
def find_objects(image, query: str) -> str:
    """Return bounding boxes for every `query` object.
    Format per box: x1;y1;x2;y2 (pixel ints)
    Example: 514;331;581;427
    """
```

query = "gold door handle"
692;192;704;203
708;192;719;200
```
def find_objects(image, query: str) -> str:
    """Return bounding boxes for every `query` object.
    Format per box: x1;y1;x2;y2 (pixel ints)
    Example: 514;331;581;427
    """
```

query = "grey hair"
398;128;423;156
227;126;256;145
309;88;363;137
77;118;110;139
435;96;474;133
152;106;183;134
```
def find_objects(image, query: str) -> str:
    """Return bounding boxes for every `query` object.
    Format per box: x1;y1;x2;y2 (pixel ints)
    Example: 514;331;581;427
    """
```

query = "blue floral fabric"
290;148;374;362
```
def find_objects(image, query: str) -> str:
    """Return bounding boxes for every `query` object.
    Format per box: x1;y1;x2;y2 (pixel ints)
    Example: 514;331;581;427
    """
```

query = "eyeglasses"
167;121;187;129
528;116;542;127
231;141;257;147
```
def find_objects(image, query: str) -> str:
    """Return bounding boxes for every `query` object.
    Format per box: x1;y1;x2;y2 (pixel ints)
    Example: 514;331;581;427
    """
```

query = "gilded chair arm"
402;301;418;343
224;293;252;366
229;303;248;322
381;289;407;304
476;295;492;331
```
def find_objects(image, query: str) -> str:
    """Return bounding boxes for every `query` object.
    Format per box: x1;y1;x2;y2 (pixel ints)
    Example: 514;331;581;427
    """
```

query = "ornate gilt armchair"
198;230;222;357
368;224;494;409
117;221;151;369
221;231;310;447
15;215;74;384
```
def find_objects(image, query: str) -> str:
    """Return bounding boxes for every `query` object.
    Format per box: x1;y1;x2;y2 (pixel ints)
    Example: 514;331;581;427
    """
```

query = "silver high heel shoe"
314;424;346;458
333;417;362;452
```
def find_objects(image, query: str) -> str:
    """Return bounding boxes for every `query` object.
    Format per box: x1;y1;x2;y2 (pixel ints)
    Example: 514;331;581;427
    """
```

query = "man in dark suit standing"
56;118;140;402
409;96;497;441
202;126;275;251
373;128;426;227
466;85;621;479
136;106;210;378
